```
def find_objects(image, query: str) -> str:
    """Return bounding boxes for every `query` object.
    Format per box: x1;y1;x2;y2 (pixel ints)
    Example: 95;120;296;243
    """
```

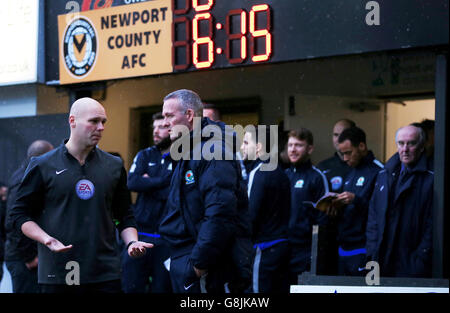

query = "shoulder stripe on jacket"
312;166;330;194
373;159;384;169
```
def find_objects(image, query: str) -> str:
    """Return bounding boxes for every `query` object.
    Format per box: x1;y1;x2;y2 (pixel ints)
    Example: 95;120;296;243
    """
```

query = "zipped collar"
289;159;312;172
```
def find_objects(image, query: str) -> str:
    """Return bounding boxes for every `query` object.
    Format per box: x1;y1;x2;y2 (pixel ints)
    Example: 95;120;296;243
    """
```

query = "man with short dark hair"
411;119;434;170
366;125;433;277
4;140;54;293
317;119;356;193
284;128;329;283
333;126;383;276
10;97;152;293
202;103;221;122
122;112;173;293
241;127;290;293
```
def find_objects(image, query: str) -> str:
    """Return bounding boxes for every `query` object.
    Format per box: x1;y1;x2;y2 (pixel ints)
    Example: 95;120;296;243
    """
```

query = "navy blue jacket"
245;159;290;244
317;152;352;193
337;151;384;250
4;161;38;263
127;146;172;234
159;118;243;270
285;160;328;246
366;153;433;277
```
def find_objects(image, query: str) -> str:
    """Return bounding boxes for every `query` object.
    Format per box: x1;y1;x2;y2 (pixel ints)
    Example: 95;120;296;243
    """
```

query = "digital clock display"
51;0;448;84
171;0;273;71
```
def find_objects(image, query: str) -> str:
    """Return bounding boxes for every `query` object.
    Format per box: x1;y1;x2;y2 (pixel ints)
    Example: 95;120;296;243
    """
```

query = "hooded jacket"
159;117;247;270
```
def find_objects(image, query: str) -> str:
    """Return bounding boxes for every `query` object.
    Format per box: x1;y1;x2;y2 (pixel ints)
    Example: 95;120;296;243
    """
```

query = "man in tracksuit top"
122;112;173;293
366;125;433;278
284;129;329;284
241;128;290;293
316;119;355;275
4;140;53;293
10;98;152;293
333;126;384;276
159;89;244;293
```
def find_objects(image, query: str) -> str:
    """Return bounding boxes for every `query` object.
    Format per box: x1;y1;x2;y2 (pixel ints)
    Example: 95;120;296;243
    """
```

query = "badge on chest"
76;179;95;200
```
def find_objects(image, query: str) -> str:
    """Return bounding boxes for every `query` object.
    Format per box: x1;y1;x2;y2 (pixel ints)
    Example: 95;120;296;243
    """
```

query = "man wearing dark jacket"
317;119;355;193
333;126;384;276
285;129;328;284
366;125;433;278
4;140;53;293
10;98;152;293
316;119;355;275
122;112;173;293
241;128;290;293
159;89;247;293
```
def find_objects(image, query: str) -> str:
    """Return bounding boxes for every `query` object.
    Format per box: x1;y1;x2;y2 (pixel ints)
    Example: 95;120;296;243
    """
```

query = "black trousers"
121;235;172;293
252;241;290;293
6;260;40;293
169;253;231;294
338;253;366;276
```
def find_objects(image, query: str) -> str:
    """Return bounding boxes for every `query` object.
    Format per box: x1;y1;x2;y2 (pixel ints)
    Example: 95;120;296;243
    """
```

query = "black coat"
159;118;246;270
366;153;433;277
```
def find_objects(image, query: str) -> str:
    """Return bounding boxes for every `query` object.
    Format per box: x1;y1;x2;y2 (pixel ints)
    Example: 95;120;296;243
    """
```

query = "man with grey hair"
4;140;53;293
366;125;433;277
159;89;251;293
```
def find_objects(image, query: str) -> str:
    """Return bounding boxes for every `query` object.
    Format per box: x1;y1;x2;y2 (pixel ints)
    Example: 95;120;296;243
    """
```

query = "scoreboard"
55;0;449;84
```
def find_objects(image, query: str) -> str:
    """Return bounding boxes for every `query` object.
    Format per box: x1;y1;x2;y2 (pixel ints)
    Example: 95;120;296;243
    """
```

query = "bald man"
366;125;433;277
4;140;53;293
316;119;355;275
317;119;356;193
10;98;151;293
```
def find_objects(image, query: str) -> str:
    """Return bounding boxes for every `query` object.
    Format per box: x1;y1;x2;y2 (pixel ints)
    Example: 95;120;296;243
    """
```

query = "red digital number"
81;0;113;11
172;0;190;15
192;13;214;69
249;4;272;62
173;17;191;70
226;9;247;64
192;0;214;12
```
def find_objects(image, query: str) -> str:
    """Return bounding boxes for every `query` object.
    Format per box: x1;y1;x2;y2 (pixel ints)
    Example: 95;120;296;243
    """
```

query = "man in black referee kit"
10;97;152;293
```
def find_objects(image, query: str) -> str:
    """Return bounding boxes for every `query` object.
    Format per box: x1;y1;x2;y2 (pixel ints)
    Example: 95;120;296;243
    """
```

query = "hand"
44;237;73;253
326;203;340;217
142;173;149;178
127;241;154;258
335;192;355;205
193;266;207;278
25;256;39;270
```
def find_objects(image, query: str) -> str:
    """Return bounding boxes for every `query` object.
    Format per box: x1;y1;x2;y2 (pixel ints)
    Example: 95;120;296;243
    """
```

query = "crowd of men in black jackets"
0;89;435;293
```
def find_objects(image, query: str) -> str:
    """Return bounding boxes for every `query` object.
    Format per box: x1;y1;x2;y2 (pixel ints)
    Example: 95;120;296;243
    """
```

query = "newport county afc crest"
63;17;97;79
